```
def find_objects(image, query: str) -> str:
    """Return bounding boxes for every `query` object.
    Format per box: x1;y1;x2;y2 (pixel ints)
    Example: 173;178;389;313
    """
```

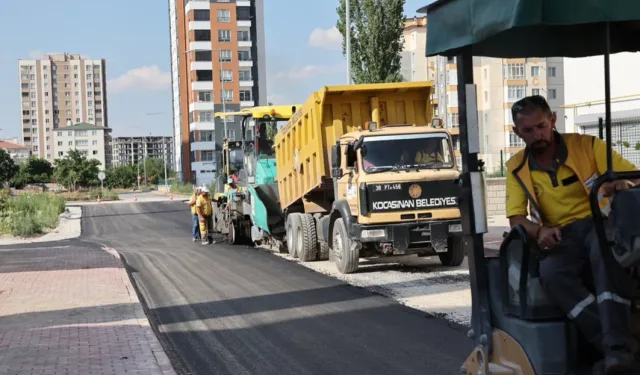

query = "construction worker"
196;187;213;245
187;186;202;242
505;95;640;373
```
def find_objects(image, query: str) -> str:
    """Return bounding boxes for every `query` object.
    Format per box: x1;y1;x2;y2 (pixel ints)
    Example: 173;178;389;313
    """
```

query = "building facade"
400;17;566;173
168;0;267;185
0;139;31;163
52;122;112;169
18;53;108;163
111;136;174;169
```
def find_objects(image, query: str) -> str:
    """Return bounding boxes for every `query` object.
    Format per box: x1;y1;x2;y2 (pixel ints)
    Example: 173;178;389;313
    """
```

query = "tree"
140;157;173;185
105;164;137;189
11;157;53;188
336;0;406;84
0;149;18;186
53;150;101;191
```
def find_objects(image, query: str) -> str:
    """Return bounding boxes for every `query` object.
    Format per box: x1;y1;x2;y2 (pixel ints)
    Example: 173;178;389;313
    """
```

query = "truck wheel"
297;214;318;262
286;214;300;258
317;241;329;261
439;236;465;267
228;222;237;245
332;218;359;274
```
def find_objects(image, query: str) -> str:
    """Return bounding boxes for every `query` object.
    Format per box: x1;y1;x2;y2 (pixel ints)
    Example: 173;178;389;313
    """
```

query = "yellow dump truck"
274;82;464;273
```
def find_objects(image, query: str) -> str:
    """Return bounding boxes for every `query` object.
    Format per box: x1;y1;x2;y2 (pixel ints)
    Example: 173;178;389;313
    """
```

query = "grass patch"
169;182;195;195
0;190;67;237
59;189;119;201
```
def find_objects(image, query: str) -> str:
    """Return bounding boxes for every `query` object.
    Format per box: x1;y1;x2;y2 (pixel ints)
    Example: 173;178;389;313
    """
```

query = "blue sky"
0;0;430;140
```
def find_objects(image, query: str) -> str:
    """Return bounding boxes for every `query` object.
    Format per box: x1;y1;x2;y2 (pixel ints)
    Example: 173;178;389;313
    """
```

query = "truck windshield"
229;149;244;175
254;119;288;157
361;133;454;172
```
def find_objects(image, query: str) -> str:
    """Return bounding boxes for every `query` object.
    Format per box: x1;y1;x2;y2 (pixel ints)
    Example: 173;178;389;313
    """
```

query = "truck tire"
332;218;359;274
439;236;465;267
286;213;300;258
317;241;329;261
228;222;237;245
297;214;318;262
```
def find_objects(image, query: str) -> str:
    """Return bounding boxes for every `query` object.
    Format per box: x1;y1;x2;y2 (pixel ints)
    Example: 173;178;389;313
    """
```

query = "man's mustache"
532;140;550;148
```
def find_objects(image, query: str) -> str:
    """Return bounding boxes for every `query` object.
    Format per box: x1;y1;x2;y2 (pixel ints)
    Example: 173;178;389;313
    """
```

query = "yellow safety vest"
505;133;610;224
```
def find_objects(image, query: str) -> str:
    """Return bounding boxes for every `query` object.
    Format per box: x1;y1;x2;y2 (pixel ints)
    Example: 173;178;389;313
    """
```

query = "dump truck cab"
328;122;463;265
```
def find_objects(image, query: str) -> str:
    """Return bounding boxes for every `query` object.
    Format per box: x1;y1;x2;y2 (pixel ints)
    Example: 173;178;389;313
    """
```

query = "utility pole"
143;134;148;185
164;136;168;190
218;50;228;139
346;0;352;84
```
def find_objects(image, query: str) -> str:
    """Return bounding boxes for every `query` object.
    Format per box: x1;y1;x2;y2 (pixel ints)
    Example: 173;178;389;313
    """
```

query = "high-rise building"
111;136;174;169
400;17;566;173
168;0;267;185
18;53;108;163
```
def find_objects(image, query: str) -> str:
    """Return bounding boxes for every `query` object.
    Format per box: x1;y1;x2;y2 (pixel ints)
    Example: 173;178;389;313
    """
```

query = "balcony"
191;81;213;91
238;60;253;68
189;21;211;30
190;61;212;71
190;141;216;151
189;41;211;51
238;40;252;48
190;121;215;132
185;0;209;12
239;80;254;87
240;100;255;107
236;0;250;6
189;101;214;112
237;20;251;28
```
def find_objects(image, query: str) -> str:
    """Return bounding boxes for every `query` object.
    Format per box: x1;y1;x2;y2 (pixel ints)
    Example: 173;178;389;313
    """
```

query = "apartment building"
53;122;112;169
111;136;174;169
400;17;566;172
18;53;108;163
168;0;266;185
0;139;31;163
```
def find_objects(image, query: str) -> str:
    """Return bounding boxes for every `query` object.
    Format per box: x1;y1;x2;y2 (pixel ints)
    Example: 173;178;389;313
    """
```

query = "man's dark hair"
511;95;553;126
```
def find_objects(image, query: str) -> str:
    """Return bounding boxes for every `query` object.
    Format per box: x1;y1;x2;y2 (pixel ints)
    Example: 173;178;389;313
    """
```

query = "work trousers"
199;215;213;240
192;214;200;239
539;217;635;354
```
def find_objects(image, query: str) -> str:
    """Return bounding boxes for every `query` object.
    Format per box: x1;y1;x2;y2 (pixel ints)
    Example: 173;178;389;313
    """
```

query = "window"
239;70;252;81
86;74;92;79
194;30;211;41
238;50;251;61
531;66;540;77
193;9;210;21
91;130;97;136
216;9;230;21
507;85;525;101
196;70;213;81
509;130;525;147
532;88;540;96
237;7;251;20
92;140;98;146
218;29;231;42
219;50;232;62
547;67;556;77
199;131;214;142
88;100;93;106
220;70;232;82
57;132;62;136
198;91;212;102
57;141;63;146
58;152;64;157
201;151;215;161
239;90;252;101
199;111;213;122
76;140;88;146
226;129;236;141
503;63;525;79
195;50;212;62
221;89;233;101
237;30;250;42
549;88;557;99
447;113;459;128
76;130;88;136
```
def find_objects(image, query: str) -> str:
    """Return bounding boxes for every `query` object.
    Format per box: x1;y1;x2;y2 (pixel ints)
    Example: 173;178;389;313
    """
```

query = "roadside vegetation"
0;189;66;237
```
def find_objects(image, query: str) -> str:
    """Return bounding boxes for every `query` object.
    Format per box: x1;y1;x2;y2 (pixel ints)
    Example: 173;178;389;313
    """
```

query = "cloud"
107;65;171;93
308;26;343;50
273;64;345;80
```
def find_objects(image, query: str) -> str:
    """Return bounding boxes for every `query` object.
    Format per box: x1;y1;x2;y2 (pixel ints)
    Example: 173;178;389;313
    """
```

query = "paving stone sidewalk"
0;243;177;375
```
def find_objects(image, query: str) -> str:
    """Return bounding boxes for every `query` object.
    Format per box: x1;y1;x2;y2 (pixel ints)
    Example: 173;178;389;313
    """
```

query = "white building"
53;122;111;169
0;140;31;163
563;52;640;166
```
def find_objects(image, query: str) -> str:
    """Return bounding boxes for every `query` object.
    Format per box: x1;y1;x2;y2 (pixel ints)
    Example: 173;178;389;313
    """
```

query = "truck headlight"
361;229;386;238
449;224;462;233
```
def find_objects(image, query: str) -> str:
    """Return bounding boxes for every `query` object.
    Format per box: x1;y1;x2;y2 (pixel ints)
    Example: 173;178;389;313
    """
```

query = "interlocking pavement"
0;242;177;375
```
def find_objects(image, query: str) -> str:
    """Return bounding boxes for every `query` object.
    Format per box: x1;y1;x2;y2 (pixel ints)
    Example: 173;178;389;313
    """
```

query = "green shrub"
169;182;195;195
0;192;66;237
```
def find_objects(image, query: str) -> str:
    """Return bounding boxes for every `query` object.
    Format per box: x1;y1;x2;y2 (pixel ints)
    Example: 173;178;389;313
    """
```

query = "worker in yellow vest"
196;187;213;245
187;186;202;242
505;95;640;372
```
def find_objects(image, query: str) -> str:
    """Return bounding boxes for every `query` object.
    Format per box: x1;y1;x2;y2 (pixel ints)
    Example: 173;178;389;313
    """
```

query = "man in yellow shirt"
506;95;640;373
196;187;213;245
187;186;202;242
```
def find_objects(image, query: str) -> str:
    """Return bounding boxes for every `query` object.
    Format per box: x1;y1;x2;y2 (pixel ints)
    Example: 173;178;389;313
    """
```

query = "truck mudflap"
352;219;462;254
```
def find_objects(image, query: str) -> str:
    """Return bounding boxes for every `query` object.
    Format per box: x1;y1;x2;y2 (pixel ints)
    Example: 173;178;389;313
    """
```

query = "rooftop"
60;122;111;132
0;140;29;150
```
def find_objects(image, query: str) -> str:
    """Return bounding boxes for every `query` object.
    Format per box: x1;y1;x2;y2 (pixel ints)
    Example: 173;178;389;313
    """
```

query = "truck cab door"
335;143;359;213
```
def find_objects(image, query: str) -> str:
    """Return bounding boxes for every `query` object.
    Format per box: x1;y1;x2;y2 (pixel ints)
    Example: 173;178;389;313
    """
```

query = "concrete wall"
485;177;506;217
